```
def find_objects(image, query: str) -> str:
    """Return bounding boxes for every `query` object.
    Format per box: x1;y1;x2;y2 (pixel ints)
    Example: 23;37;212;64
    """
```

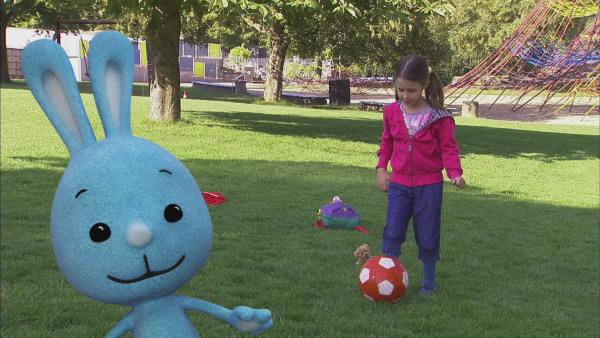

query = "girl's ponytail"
395;55;445;109
425;71;445;110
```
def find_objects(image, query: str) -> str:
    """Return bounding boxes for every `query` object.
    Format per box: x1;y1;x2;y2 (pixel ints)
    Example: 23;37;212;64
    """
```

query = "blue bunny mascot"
21;31;273;338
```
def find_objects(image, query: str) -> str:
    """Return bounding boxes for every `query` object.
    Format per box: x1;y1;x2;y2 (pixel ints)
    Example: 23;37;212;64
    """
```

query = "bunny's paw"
227;306;273;335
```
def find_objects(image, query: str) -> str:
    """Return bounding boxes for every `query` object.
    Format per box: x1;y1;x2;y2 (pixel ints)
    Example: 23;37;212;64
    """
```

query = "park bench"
192;81;246;94
447;107;459;116
359;100;386;111
281;92;328;105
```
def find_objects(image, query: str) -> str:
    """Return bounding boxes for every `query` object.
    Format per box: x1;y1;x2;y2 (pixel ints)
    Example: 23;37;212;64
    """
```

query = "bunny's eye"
90;223;111;242
164;204;183;223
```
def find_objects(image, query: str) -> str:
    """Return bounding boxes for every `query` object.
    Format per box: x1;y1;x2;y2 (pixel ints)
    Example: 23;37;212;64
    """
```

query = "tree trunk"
315;56;322;80
146;0;182;121
1;20;11;83
264;21;289;102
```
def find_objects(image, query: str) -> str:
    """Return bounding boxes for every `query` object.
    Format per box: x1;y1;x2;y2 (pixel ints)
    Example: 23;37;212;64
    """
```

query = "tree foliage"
306;0;536;83
229;45;252;59
1;0;107;82
209;0;454;101
3;0;106;32
4;0;541;94
308;1;455;75
429;0;537;82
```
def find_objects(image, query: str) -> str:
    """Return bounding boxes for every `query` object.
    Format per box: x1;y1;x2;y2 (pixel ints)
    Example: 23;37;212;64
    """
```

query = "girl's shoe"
418;285;436;295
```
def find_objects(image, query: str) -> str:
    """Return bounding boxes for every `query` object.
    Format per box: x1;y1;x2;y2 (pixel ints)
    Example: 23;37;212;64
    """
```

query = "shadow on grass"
2;80;597;161
0;80;29;91
190;110;599;161
185;110;381;144
9;156;69;169
1;157;598;337
183;86;259;104
2;80;259;105
2;79;152;97
3;80;360;109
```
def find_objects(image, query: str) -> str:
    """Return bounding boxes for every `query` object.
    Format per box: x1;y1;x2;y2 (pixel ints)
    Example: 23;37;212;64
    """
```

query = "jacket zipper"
409;136;414;186
401;104;447;186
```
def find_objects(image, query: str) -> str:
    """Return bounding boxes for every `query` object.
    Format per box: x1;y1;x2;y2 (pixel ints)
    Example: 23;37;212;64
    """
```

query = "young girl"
376;55;466;295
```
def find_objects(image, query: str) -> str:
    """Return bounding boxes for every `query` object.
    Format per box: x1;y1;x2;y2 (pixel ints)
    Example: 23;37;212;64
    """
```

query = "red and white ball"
358;256;409;302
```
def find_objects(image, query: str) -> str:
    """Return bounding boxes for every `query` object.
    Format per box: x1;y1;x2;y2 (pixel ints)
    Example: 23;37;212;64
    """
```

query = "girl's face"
395;78;426;106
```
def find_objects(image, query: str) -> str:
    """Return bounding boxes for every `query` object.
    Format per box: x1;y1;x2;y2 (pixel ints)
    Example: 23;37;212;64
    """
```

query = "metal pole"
55;20;61;45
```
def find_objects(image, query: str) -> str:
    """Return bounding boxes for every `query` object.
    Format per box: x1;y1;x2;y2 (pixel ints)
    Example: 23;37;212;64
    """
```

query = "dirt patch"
448;103;598;124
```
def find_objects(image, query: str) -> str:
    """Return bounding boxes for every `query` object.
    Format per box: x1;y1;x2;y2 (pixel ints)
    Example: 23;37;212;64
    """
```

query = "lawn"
1;83;599;337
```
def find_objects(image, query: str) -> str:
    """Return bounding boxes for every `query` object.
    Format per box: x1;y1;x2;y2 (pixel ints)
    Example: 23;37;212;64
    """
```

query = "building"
5;27;228;83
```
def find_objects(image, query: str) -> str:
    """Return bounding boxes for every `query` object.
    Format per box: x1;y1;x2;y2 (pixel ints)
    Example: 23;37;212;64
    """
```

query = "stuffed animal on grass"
21;31;272;338
353;244;372;265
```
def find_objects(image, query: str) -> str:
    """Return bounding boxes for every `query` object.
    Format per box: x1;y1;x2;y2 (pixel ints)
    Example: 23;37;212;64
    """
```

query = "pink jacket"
376;102;463;187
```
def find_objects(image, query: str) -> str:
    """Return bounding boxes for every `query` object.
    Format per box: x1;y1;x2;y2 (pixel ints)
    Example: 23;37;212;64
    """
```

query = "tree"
228;45;252;70
115;1;259;121
0;0;34;83
429;0;536;81
293;0;534;84
1;0;101;83
211;0;455;101
209;0;362;102
107;0;198;122
181;4;260;49
314;1;455;76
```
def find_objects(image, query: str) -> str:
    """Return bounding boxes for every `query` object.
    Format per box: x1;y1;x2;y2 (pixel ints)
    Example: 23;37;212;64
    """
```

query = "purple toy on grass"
314;196;369;234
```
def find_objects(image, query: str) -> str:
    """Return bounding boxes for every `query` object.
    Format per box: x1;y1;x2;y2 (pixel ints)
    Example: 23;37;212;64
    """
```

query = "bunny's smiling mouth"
107;254;186;284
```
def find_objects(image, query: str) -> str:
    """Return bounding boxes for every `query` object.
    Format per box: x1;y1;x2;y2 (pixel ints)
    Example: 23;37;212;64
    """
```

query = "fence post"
462;101;479;118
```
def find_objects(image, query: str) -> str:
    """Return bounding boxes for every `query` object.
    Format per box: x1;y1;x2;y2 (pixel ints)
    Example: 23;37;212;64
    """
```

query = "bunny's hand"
176;296;273;335
227;306;273;335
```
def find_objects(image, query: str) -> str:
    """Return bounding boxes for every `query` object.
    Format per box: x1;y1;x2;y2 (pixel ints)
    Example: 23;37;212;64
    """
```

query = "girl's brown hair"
394;55;444;110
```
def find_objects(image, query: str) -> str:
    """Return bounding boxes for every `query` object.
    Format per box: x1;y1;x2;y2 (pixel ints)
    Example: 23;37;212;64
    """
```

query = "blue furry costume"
21;31;273;338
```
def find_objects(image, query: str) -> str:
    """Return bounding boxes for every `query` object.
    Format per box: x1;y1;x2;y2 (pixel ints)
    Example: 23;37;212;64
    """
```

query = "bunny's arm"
176;296;273;335
176;295;231;321
105;312;134;338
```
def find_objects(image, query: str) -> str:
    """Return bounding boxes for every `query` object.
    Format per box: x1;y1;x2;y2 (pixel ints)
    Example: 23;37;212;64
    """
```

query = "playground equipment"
445;0;599;115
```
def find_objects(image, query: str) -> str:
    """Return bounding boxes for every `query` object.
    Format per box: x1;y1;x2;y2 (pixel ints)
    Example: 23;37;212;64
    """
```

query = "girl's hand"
451;176;466;189
376;168;390;192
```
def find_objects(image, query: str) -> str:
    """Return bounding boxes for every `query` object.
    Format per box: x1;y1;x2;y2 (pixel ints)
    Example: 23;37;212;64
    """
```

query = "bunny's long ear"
88;31;134;138
21;39;97;155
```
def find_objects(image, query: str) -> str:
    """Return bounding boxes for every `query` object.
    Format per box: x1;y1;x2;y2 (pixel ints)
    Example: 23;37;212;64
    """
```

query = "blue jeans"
382;182;443;261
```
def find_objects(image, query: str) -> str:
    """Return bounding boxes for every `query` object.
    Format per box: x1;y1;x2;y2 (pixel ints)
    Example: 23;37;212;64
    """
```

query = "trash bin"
234;81;246;94
329;79;351;105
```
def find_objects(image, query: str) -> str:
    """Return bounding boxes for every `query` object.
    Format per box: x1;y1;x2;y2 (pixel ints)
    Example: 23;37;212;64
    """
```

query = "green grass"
1;84;599;337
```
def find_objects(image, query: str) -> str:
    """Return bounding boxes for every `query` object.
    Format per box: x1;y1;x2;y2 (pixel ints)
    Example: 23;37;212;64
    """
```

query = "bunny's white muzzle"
127;222;153;248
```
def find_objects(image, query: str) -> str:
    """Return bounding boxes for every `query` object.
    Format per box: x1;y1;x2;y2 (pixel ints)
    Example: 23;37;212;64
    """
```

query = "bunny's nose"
127;222;153;248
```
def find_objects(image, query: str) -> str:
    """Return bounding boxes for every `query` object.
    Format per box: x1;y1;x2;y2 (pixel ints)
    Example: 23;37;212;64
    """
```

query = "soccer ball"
358;256;409;302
